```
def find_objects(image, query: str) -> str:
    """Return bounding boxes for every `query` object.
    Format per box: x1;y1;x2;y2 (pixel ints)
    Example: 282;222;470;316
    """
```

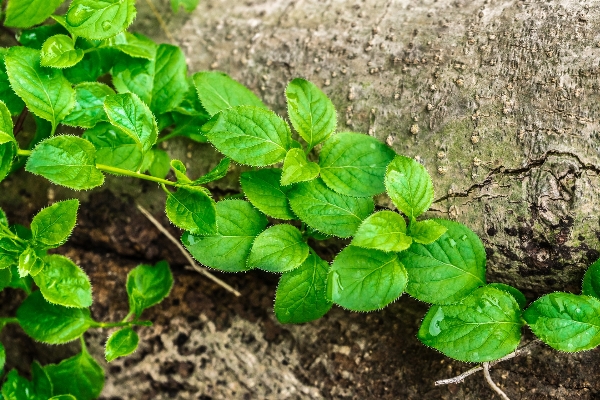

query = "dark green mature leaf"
40;35;84;69
524;292;600;352
45;349;105;400
193;71;266;116
328;246;407;311
5;47;76;131
9;264;34;293
104;93;158;153
183;200;268;272
63;83;115;128
31;199;79;249
281;148;320;186
171;0;199;12
65;0;136;40
126;261;173;316
240;169;296;220
408;219;447;245
288;179;374;238
1;367;52;400
248;225;309;273
26;136;105;190
83;122;144;171
398;219;486;305
31;361;53;399
351;211;412;252
166;187;217;235
385;155;434;219
19;23;70;49
34;254;92;308
4;0;63;28
0;50;26;116
18;247;45;277
582;259;600;299
63;48;112;85
0;342;4;372
0;268;11;290
0;101;16;183
275;253;332;324
105;327;139;362
105;32;155;59
488;283;527;310
0;238;21;270
17;291;92;344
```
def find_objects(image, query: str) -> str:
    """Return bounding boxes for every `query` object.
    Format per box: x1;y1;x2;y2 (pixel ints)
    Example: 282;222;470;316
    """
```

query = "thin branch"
435;365;483;385
143;0;175;44
136;204;242;297
483;362;511;400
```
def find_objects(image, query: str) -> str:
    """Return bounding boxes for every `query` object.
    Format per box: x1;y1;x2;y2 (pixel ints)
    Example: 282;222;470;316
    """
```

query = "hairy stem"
94;164;178;186
90;319;152;329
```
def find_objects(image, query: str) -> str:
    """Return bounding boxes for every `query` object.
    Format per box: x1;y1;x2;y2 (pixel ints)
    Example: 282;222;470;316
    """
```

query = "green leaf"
104;93;158;153
26;136;105;190
17;291;92;344
82;122;143;171
63;83;115;128
31;361;53;399
248;225;309;273
385;155;434;219
40;35;84;69
1;369;50;400
351;211;412;252
4;47;76;131
33;254;92;308
0;208;8;226
288;179;374;238
582;258;600;299
182;200;268;272
145;149;171;179
105;32;155;59
45;349;105;400
328;246;407;311
170;159;190;183
205;106;292;166
126;261;173;316
408;219;447;245
4;0;64;28
169;113;210;142
105;327;139;362
65;0;136;40
0;50;26;116
31;199;79;249
275;253;332;324
398;219;486;305
63;48;111;85
0;268;11;291
165;187;217;235
193;71;266;116
19;23;69;49
418;286;523;362
488;283;527;310
0;343;4;372
286;78;336;149
240;169;296;220
192;158;230;185
171;0;199;12
280;148;320;186
0;101;16;183
18;247;45;277
524;292;600;352
49;396;78;400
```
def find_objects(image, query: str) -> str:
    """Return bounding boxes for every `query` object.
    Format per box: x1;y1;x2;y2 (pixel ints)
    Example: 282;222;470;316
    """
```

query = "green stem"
0;317;18;325
95;164;178;187
90;320;152;329
17;149;31;157
121;311;135;323
80;335;88;354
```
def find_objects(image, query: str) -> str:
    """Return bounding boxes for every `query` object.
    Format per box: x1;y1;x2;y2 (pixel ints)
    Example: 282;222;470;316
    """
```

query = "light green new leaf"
352;211;412;252
141;149;170;179
275;253;332;324
105;327;139;362
193;71;266;116
0;101;16;183
328;246;407;311
192;158;230;185
398;219;486;305
248;225;309;273
17;291;92;344
281;148;320;186
166;187;217;235
83;122;144;171
418;286;523;362
33;254;92;308
31;199;79;249
582;258;600;299
286;78;336;149
63;83;115;128
40;35;84;69
105;32;155;59
288;179;374;238
4;0;64;28
104;93;158;153
45;349;105;400
0;50;26;116
171;0;199;12
5;47;76;131
26;136;105;190
408;219;447;245
18;247;45;277
170;159;191;183
488;283;527;310
126;261;173;316
240;168;296;220
65;0;136;40
385;155;434;219
182;200;268;272
524;292;600;352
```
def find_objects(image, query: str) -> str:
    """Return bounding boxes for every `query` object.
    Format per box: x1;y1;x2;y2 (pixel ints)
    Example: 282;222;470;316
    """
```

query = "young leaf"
0;101;16;183
18;247;45;277
240;168;296;220
182;200;268;272
165;187;217;235
17;291;92;344
45;348;105;400
5;47;76;131
288;179;374;238
418;286;523;362
146;149;171;179
31;361;53;399
524;292;600;352
408;219;447;245
19;23;71;49
40;35;84;69
126;261;173;316
351;211;412;252
275;253;333;324
248;225;310;273
105;32;155;59
9;264;34;293
31;199;79;249
385;155;434;219
582;258;600;299
104;93;158;153
328;246;408;311
205;106;292;166
171;0;200;12
105;327;139;362
26;136;105;190
65;0;136;40
193;71;266;116
63;82;115;128
192;158;230;185
33;254;92;308
0;50;26;116
83;122;144;172
398;219;486;305
280;148;320;186
4;0;64;28
0;342;4;372
488;283;527;310
170;159;191;183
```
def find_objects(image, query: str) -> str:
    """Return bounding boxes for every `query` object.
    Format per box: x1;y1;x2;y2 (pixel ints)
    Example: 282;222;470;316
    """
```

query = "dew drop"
102;20;112;31
460;234;467;241
429;307;445;336
448;238;457;247
66;4;94;27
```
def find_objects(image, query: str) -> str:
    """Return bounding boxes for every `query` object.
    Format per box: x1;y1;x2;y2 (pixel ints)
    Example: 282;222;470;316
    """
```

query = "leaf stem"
0;317;18;325
95;164;178;187
90;320;152;329
17;149;32;157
